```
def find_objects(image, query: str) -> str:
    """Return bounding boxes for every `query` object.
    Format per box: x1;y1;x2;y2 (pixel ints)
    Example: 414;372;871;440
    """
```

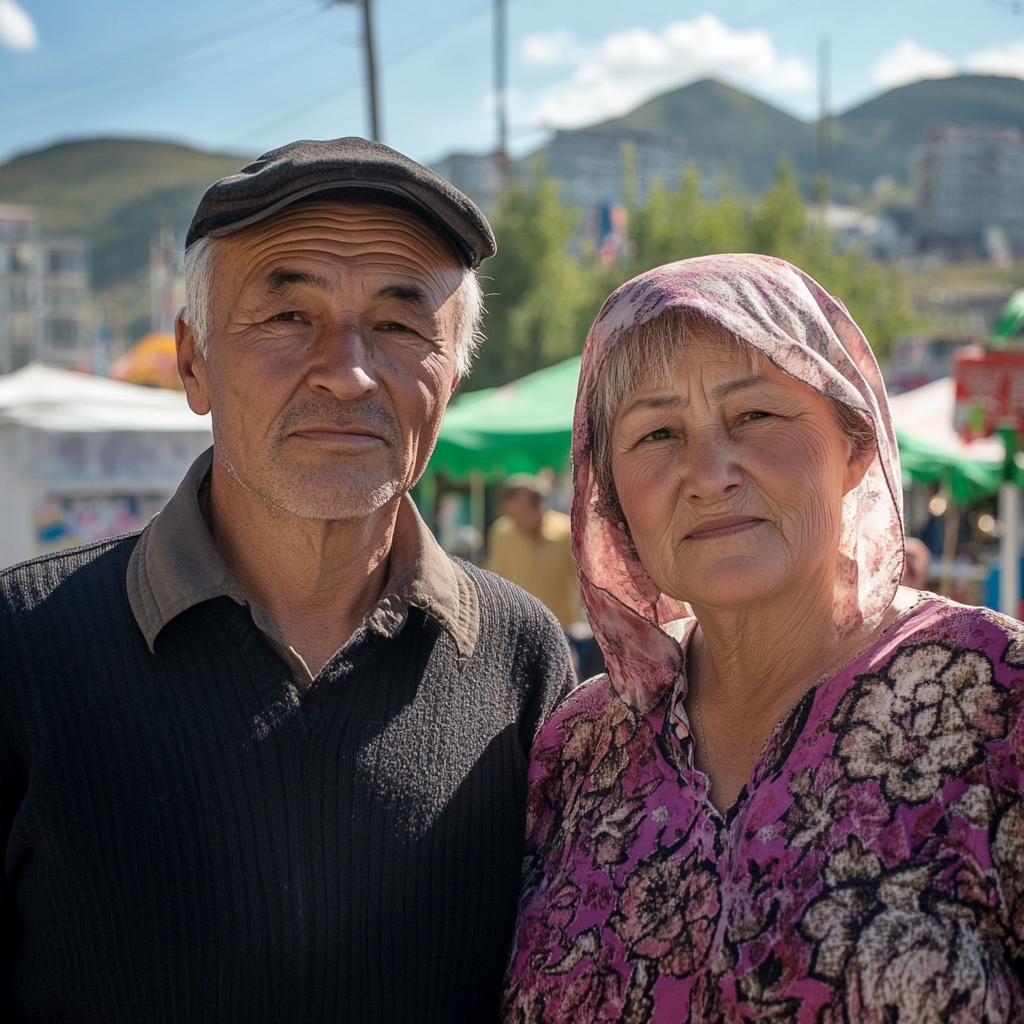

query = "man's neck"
206;462;399;677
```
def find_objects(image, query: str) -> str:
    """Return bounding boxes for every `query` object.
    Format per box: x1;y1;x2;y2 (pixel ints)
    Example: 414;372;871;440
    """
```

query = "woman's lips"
684;516;764;541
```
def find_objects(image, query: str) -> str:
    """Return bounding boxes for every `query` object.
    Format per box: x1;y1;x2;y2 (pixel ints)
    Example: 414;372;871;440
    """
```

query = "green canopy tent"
991;290;1024;348
428;356;580;480
888;377;1011;504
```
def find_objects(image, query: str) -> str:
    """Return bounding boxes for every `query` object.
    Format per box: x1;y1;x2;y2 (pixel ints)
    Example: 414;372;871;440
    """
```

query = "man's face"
178;202;464;521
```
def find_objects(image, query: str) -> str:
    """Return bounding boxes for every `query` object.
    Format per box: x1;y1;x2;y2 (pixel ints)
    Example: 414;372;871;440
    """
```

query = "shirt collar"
127;447;479;670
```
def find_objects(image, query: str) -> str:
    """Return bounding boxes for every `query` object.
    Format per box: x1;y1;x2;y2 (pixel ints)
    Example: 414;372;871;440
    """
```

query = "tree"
469;174;600;389
472;160;913;390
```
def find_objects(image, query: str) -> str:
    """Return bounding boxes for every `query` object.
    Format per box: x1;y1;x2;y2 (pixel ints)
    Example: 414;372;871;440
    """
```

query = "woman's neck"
691;579;852;710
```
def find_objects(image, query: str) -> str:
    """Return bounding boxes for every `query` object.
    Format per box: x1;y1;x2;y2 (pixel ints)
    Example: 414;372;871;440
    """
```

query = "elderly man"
0;139;572;1023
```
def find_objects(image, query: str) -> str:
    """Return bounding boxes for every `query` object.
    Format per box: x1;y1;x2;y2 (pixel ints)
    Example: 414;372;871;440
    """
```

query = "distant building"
431;127;719;222
545;127;717;211
431;153;509;212
913;126;1024;257
0;205;89;375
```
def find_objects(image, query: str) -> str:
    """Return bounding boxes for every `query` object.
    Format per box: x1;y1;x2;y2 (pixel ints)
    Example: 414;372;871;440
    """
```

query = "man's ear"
176;312;212;416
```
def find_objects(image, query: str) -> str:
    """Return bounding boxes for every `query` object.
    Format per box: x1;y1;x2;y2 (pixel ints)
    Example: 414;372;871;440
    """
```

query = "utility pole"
494;0;508;157
816;36;831;227
333;0;382;142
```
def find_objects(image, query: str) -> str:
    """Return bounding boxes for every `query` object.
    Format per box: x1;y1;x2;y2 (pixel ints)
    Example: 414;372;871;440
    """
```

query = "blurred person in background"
503;254;1024;1022
0;138;572;1024
901;535;932;589
486;474;581;631
486;475;600;678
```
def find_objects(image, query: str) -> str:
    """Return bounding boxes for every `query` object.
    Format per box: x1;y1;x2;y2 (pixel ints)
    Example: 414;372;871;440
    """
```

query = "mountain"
606;79;815;197
0;138;249;340
834;75;1024;196
582;74;1024;203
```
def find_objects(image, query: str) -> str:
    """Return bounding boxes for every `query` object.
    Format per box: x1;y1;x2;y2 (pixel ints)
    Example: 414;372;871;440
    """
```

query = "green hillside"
0;138;249;341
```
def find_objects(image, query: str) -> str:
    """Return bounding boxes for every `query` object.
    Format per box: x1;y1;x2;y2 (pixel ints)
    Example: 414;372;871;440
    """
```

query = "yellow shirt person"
484;476;582;630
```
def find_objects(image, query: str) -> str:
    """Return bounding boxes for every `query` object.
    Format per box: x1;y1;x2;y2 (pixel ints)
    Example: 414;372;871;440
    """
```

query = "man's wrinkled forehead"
215;201;466;295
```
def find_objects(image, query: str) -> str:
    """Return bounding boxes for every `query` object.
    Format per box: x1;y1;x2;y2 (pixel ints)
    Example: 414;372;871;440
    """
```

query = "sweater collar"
127;447;479;675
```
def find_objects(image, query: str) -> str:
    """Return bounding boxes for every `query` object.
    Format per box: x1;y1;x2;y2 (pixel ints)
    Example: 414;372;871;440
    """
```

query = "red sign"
953;347;1024;441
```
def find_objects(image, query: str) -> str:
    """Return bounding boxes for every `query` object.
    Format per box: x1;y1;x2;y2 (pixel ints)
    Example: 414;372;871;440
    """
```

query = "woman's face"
610;328;871;611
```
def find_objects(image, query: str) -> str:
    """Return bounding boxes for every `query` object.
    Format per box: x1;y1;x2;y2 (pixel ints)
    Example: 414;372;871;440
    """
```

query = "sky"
1;0;1024;167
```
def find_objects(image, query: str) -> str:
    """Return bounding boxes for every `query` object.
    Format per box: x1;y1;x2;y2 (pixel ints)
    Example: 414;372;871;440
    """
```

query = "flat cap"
186;137;496;268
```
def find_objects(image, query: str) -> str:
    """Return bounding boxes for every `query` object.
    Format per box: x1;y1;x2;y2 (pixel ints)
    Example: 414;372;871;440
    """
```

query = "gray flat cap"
186;137;496;268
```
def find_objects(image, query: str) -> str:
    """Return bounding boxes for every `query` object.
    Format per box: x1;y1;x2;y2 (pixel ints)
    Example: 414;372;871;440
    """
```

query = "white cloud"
965;39;1024;78
0;0;37;51
524;14;813;130
522;31;577;67
872;40;956;89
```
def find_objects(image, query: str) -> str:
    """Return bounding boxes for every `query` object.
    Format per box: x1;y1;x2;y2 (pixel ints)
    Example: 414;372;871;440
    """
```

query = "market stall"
0;363;211;569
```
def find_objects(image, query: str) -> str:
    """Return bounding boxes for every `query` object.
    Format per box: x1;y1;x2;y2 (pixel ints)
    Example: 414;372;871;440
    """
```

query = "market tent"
991;290;1024;347
430;357;579;478
0;363;211;569
433;357;1015;501
889;377;1010;503
0;361;207;432
108;332;184;391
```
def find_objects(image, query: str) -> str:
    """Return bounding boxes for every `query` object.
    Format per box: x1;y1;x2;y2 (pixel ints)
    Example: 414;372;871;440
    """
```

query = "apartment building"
0;205;89;375
913;126;1024;257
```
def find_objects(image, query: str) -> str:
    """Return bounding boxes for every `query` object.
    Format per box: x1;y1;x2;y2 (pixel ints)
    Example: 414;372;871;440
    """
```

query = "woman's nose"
306;323;379;399
679;430;743;502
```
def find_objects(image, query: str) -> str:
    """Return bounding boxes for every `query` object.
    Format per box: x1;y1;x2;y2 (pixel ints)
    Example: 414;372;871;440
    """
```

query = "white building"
913;126;1024;256
0;205;89;375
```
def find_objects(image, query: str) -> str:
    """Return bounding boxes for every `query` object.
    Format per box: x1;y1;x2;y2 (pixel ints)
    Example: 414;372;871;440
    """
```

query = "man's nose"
679;429;744;503
305;321;379;399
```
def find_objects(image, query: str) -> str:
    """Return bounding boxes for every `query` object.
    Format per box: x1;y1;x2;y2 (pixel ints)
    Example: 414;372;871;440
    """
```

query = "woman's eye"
269;311;303;322
377;322;413;333
742;410;771;422
644;427;673;441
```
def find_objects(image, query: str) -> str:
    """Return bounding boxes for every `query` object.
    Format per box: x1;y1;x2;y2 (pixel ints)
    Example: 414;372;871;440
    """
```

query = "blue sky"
1;0;1023;166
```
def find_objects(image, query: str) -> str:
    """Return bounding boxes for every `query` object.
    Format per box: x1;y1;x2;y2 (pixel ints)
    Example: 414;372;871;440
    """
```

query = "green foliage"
469;175;603;389
473;159;914;389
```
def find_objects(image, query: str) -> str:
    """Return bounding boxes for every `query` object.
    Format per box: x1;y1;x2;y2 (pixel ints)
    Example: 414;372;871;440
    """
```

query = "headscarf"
572;253;904;712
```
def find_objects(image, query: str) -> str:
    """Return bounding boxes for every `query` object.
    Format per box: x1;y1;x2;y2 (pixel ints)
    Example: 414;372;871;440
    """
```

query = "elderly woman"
503;254;1024;1023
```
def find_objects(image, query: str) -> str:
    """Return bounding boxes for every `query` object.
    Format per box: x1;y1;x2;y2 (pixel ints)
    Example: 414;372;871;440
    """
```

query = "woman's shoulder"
895;590;1024;660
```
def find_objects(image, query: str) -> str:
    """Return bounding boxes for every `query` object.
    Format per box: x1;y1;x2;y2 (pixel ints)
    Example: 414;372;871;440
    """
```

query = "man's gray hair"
181;236;486;377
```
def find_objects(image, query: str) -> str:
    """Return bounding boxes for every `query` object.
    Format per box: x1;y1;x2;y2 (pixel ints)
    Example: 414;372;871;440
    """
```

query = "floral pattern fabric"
503;596;1024;1023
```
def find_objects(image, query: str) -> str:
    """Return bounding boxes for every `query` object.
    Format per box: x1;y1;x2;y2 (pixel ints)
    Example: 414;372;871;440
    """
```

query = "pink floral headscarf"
572;253;905;712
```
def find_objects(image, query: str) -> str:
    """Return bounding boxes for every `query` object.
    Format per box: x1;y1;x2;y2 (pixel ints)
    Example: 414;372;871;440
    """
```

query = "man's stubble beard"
216;397;410;522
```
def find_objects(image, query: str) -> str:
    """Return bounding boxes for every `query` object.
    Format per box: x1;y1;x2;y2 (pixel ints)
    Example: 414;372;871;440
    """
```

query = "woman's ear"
842;442;874;495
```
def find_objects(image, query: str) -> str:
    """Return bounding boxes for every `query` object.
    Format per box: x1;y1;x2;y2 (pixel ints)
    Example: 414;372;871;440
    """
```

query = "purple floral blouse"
502;595;1024;1023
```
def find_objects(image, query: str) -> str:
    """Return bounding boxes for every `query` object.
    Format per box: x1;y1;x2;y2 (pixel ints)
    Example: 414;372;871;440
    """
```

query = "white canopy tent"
0;363;212;568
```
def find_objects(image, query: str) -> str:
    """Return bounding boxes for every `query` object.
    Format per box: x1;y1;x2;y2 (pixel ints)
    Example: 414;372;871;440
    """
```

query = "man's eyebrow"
266;268;332;291
372;283;431;305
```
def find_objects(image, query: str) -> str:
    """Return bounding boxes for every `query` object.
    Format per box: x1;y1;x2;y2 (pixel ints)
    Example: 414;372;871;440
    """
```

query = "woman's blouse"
503;596;1024;1023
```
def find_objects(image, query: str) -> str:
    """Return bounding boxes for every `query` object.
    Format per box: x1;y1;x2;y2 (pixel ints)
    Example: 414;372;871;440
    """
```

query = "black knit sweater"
0;536;572;1023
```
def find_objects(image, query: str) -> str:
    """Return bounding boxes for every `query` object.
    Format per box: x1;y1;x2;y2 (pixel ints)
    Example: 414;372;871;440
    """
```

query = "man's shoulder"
0;534;140;621
455;558;569;653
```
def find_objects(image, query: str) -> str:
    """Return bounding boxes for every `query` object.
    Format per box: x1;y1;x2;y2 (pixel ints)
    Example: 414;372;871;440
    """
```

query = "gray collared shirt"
127;448;479;688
